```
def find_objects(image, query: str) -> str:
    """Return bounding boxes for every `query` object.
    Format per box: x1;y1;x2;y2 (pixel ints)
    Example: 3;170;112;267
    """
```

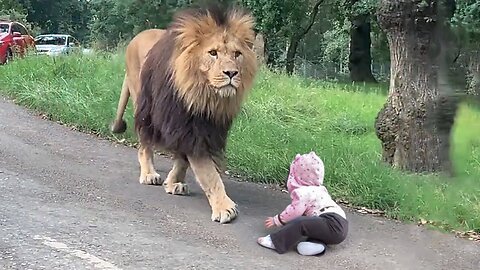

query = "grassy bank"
1;54;479;235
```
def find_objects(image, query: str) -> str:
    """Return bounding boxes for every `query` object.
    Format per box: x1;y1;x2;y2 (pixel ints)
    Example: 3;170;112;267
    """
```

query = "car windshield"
0;24;9;33
35;36;67;45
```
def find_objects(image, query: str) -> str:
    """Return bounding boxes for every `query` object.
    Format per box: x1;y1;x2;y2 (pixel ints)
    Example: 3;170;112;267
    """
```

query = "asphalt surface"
0;96;478;270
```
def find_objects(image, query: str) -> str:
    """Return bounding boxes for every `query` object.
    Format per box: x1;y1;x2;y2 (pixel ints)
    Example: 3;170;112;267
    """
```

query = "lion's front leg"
137;144;162;185
163;154;190;195
187;156;238;224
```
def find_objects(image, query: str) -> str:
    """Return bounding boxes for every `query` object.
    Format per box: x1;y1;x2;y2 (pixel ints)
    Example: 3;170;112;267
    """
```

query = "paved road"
0;97;478;270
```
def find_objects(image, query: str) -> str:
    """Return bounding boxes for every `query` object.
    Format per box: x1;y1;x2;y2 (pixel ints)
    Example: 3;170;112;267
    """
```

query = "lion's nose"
223;70;238;79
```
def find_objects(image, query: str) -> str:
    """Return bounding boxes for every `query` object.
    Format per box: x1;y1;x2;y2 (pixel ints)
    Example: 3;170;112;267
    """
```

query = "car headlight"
0;41;4;46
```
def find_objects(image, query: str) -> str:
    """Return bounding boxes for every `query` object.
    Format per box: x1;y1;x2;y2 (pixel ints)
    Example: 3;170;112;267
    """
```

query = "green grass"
1;53;479;235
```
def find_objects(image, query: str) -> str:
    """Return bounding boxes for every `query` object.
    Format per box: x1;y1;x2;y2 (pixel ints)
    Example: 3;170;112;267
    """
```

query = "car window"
35;36;67;46
18;24;28;35
67;37;80;47
11;24;21;34
72;38;80;46
0;24;9;34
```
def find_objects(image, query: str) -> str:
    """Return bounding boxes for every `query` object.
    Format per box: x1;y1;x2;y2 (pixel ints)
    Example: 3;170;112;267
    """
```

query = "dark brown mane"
171;1;233;28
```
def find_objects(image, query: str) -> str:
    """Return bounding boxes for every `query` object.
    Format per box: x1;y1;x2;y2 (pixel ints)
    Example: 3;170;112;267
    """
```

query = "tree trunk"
253;32;266;66
284;0;325;75
375;0;457;174
285;35;300;75
264;34;283;69
348;13;377;83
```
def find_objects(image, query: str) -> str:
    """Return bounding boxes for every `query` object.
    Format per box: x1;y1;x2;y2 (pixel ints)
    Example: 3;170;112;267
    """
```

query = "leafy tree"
241;0;289;68
283;0;325;75
242;0;329;74
0;7;28;24
451;0;480;96
88;0;135;50
0;0;24;13
88;0;190;50
0;0;39;35
0;0;93;41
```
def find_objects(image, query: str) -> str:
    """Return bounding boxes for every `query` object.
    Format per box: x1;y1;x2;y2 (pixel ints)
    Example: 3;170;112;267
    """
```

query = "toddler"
257;151;348;256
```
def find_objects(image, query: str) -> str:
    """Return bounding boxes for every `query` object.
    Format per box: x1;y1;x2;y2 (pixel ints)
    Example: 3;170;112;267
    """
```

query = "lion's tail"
111;74;129;134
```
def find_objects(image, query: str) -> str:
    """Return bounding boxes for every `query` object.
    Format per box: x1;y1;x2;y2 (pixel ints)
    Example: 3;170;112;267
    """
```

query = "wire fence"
292;56;390;83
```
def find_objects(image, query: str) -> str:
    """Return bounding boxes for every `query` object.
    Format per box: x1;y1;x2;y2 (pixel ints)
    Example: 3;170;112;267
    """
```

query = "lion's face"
172;8;258;100
198;33;250;97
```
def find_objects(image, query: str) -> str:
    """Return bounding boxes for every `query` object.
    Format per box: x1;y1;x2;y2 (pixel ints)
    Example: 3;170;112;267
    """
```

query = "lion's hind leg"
187;156;238;224
164;154;190;195
138;144;162;185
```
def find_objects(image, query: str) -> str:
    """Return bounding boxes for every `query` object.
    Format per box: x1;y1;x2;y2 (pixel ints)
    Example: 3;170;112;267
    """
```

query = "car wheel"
5;49;13;64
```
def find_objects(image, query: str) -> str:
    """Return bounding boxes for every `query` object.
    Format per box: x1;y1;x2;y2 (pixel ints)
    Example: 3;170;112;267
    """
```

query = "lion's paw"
164;182;189;195
211;197;238;224
139;173;163;185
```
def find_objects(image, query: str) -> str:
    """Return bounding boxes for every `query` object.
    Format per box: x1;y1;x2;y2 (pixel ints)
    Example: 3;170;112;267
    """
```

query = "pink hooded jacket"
273;152;346;227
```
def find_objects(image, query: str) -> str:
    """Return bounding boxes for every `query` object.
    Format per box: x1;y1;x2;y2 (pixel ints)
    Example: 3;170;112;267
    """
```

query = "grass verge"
1;53;479;237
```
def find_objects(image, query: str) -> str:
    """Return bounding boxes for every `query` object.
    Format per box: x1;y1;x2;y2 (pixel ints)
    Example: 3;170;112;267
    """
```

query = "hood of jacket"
287;151;325;193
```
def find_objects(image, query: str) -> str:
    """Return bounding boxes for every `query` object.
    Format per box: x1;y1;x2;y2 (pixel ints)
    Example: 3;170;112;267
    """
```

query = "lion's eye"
208;50;218;57
234;51;242;58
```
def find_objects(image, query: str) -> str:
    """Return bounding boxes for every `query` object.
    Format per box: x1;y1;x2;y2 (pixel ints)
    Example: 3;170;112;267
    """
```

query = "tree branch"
299;0;325;37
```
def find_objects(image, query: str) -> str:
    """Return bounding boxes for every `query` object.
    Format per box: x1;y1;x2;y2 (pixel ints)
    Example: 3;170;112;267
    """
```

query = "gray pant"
270;212;348;254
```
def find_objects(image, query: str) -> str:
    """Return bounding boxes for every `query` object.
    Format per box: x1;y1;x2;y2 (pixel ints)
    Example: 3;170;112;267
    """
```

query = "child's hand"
264;217;275;228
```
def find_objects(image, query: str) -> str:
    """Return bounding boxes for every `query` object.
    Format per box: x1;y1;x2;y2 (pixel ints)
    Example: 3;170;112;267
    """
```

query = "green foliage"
0;8;27;23
0;0;24;13
18;0;90;40
88;0;134;50
88;0;189;50
297;0;388;76
240;0;291;67
346;0;378;17
1;54;480;234
241;0;333;68
449;1;480;97
452;0;480;33
0;0;35;34
321;18;350;66
1;0;92;41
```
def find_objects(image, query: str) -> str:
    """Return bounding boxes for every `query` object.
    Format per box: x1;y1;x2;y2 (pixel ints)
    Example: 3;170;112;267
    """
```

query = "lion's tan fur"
111;5;258;224
111;29;165;133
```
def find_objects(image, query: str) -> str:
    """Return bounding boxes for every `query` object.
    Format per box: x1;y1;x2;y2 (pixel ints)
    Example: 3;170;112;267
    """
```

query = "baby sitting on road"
257;151;348;256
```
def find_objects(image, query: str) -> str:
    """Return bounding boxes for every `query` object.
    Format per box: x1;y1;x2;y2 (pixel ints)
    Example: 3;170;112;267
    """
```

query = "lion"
110;4;258;224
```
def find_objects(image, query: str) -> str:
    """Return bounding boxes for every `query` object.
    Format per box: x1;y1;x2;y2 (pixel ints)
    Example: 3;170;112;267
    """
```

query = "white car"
35;34;81;56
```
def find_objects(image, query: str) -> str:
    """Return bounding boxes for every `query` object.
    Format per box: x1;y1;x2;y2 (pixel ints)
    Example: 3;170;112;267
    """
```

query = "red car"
0;20;35;65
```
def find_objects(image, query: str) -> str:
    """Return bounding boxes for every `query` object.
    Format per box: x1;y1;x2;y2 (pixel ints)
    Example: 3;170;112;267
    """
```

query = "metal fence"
292;56;391;83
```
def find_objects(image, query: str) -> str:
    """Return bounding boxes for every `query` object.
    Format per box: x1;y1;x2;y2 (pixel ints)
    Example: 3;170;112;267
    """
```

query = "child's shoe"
296;241;326;256
257;235;276;250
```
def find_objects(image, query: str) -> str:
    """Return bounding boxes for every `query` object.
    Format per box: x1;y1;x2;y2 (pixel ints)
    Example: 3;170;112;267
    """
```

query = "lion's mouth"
215;84;237;98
